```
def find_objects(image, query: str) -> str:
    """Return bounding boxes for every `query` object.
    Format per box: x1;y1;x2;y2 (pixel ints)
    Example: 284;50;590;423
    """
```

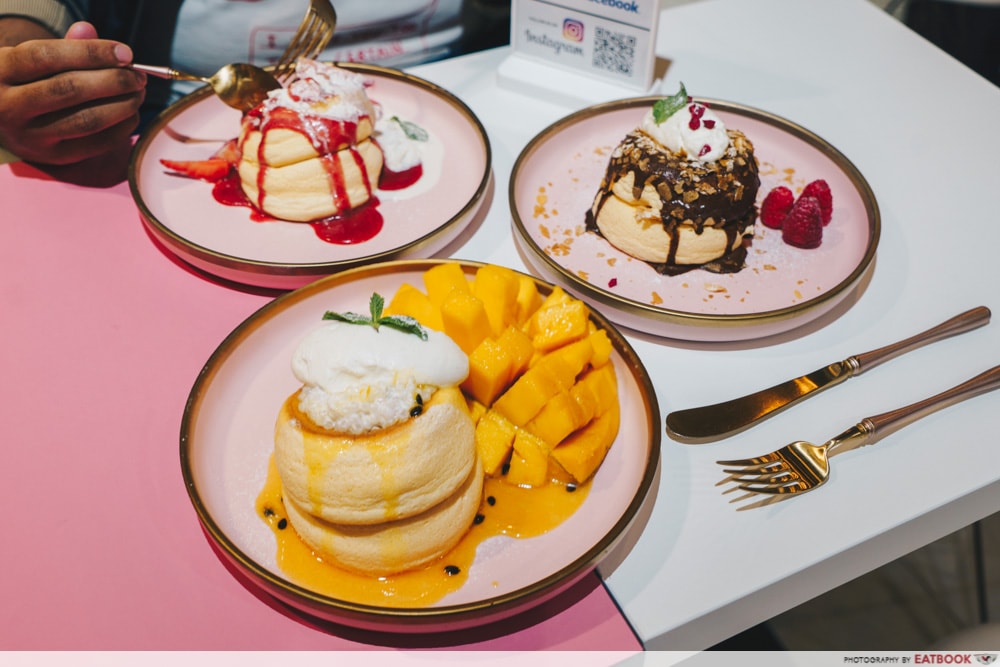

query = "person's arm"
0;18;146;179
0;15;57;46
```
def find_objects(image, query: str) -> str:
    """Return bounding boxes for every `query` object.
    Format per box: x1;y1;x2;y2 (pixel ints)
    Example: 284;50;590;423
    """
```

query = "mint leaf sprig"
652;82;689;124
323;293;428;340
390;116;429;142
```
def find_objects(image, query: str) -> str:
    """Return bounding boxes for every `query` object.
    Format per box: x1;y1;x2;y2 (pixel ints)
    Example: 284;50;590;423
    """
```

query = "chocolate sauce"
586;128;760;275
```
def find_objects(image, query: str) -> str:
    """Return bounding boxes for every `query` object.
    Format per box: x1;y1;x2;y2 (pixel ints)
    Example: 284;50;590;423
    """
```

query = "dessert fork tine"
717;364;1000;501
272;0;338;83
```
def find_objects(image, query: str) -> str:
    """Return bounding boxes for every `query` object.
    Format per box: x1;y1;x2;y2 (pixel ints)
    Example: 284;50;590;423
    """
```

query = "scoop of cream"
374;115;423;173
291;320;468;435
640;99;729;162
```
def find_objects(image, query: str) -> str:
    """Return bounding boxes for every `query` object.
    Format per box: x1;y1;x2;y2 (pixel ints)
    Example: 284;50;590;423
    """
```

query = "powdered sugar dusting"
262;59;375;122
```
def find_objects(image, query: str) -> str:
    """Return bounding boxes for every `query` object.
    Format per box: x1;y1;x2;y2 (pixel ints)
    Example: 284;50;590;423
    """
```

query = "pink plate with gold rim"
130;64;491;290
510;97;880;342
180;260;659;632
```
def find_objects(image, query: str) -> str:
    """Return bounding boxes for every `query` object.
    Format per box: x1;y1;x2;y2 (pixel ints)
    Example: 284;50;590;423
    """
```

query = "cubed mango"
496;325;534;381
384;283;444;331
472;264;520;335
525;390;588;448
474;409;516;476
441;289;492;354
467;398;488;425
530;300;590;352
570;363;618;423
587;328;614;368
531;337;594;388
507;429;550;487
423;262;470;309
491;361;566;426
514;274;543;325
464;337;514;406
550;403;620;484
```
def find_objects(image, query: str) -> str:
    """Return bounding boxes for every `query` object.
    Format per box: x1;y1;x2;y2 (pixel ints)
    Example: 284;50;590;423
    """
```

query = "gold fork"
130;1;335;110
272;0;338;83
717;364;1000;500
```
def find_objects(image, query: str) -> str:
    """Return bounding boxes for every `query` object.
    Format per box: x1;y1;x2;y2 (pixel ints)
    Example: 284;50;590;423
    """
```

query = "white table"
408;0;1000;650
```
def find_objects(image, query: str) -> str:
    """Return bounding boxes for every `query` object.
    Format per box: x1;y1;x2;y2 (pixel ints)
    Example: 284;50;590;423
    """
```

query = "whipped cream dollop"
262;59;375;122
374;116;423;172
640;100;730;163
291;320;468;435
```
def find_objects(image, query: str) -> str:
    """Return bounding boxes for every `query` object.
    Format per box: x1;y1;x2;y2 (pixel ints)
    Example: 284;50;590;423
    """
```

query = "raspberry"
801;179;833;225
759;186;794;229
781;195;823;249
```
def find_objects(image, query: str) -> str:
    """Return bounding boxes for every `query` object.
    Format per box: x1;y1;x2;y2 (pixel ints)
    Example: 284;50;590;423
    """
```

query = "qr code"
593;26;636;76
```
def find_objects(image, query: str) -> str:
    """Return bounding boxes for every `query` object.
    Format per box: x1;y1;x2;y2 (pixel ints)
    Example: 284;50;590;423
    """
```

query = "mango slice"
464;337;513;406
472;264;520;336
423;262;470;309
514;275;543;325
550;402;621;484
491;363;566;426
474;408;516;476
384;283;444;331
496;325;534;379
441;289;491;354
507;429;550;487
525;390;588;447
530;299;590;352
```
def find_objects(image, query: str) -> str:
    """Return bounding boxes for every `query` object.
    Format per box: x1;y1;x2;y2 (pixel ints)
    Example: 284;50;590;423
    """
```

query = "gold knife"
665;306;991;442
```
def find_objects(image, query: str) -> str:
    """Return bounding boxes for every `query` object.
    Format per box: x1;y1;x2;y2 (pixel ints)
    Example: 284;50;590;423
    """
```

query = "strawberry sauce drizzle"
379;163;422;191
209;104;400;245
211;172;383;243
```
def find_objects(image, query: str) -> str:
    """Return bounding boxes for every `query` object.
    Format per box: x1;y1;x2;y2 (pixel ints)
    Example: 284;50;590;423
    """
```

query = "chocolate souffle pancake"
586;89;760;275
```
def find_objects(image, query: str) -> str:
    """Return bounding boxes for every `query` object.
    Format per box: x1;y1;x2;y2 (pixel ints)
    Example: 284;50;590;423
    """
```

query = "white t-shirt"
169;0;463;102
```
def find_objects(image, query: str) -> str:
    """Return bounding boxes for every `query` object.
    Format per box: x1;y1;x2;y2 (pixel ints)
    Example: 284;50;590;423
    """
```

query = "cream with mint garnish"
375;116;426;175
585;83;761;275
640;84;730;162
294;294;467;434
272;293;482;576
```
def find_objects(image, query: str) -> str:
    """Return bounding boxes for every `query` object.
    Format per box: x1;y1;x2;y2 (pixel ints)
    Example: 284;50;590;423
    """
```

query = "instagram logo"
563;18;584;42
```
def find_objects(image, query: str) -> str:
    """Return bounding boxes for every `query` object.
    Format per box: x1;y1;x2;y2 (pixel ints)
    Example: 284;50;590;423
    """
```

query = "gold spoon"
131;62;281;111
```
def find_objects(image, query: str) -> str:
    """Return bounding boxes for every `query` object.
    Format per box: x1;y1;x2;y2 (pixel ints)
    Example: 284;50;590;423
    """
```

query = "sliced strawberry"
160;157;231;182
781;195;823;249
800;179;833;225
212;139;240;165
759;186;794;229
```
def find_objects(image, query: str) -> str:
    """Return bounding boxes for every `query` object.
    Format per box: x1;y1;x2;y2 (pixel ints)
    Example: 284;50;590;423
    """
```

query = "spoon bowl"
132;62;282;111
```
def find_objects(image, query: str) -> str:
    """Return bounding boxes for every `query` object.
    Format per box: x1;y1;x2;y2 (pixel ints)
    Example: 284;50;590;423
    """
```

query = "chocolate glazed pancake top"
589;128;759;232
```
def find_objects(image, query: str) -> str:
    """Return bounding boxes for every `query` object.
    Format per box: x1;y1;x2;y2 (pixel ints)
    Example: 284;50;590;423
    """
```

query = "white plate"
130;64;491;290
510;97;880;342
180;259;660;632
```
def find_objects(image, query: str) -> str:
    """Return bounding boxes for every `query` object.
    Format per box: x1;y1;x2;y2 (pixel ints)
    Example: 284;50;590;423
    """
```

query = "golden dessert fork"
132;1;336;109
271;0;338;83
717;364;1000;500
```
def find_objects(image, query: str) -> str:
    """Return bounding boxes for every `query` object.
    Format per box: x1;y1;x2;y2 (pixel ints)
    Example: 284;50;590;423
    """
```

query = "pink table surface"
0;161;643;652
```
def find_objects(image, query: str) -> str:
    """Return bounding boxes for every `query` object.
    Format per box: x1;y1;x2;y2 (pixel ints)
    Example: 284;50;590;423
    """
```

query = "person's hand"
0;20;146;175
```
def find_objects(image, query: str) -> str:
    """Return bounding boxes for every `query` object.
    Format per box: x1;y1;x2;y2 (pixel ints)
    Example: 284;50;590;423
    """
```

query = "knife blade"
665;305;991;442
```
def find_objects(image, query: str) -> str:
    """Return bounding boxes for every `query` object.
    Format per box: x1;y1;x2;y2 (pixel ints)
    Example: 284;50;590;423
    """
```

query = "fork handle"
130;63;205;83
860;363;1000;441
851;306;991;374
